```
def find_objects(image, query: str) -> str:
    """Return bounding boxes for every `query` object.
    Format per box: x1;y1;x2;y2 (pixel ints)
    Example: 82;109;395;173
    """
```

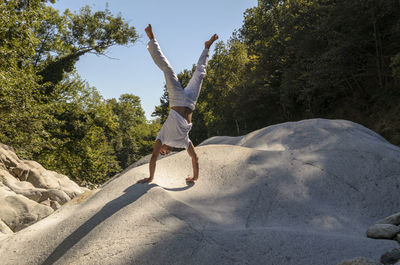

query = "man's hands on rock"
137;177;153;184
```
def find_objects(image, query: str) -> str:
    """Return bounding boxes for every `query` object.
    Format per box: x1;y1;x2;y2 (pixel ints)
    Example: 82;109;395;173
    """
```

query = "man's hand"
137;177;153;184
145;24;154;40
185;176;198;184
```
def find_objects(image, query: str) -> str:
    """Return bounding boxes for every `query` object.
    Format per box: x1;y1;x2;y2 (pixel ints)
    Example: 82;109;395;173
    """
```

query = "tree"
0;0;142;184
167;0;400;146
110;94;160;169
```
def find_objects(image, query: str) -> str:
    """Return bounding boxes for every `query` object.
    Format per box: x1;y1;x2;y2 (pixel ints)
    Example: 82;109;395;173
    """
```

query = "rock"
0;194;53;232
39;198;51;207
377;213;400;226
101;151;178;187
26;169;58;189
2;119;400;265
40;189;70;204
367;224;400;239
0;219;13;234
381;248;400;264
337;257;381;265
54;173;88;198
1;170;46;202
0;142;87;234
0;144;19;168
10;165;29;181
41;199;61;211
396;234;400;243
50;200;61;211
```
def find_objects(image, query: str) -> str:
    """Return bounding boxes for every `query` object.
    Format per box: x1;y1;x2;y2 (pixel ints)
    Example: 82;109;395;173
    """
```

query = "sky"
50;0;257;119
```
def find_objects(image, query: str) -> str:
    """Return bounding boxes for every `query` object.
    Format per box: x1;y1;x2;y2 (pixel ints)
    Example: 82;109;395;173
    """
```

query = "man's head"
160;144;172;155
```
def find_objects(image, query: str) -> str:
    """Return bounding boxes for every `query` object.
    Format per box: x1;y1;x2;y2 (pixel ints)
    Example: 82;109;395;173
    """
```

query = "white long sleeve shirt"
156;109;192;148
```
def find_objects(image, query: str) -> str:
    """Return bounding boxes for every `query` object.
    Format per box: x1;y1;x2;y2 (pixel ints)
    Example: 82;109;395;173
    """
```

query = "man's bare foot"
205;34;218;49
186;177;198;184
145;24;154;40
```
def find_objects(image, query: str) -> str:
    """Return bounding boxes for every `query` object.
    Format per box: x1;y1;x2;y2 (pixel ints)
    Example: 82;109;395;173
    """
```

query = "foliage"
153;0;400;146
0;0;158;185
109;94;160;170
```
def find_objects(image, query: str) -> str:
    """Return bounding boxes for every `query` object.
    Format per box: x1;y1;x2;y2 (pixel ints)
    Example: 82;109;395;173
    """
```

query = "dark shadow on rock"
41;183;157;265
158;184;193;192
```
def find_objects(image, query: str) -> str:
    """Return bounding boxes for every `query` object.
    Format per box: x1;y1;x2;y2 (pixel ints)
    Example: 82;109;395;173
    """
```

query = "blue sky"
50;0;257;119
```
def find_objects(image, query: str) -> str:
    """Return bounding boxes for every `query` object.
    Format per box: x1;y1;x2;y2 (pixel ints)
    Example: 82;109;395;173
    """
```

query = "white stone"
40;189;70;204
0;119;399;265
0;193;54;232
0;219;13;234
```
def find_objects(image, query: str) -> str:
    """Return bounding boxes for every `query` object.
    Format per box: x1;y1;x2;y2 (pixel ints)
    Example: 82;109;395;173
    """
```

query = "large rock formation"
0;143;87;235
0;119;399;265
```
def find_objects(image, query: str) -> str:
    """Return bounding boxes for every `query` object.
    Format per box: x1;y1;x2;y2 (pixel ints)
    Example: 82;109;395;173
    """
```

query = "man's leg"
184;34;218;104
184;49;209;103
146;24;184;99
147;39;184;94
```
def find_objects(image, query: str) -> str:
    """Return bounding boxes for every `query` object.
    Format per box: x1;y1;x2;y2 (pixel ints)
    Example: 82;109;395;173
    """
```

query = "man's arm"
186;142;199;183
137;139;162;183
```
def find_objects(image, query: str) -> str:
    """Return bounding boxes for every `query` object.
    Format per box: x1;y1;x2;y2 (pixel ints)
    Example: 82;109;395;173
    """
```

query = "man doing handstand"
137;24;218;184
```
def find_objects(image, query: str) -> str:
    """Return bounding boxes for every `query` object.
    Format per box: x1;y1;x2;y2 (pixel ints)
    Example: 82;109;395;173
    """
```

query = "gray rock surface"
0;119;399;265
377;213;400;226
0;143;87;233
381;248;400;264
367;224;400;239
337;257;381;265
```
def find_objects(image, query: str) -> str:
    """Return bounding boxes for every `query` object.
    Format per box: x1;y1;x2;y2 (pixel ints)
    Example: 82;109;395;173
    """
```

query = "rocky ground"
0;143;88;236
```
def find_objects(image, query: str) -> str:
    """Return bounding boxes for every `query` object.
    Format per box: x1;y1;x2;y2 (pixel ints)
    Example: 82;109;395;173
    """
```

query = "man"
137;24;218;184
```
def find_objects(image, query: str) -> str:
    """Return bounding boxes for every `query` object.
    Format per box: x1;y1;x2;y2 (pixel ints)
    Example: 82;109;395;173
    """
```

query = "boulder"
50;200;61;211
0;193;54;232
0;219;13;234
377;213;400;226
0;143;87;233
367;224;400;239
1;119;399;265
40;189;70;204
1;169;46;201
381;248;400;265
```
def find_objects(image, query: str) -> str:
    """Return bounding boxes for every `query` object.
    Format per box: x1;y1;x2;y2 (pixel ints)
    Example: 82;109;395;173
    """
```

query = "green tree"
110;94;160;169
169;0;400;146
0;0;141;184
33;76;121;184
